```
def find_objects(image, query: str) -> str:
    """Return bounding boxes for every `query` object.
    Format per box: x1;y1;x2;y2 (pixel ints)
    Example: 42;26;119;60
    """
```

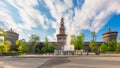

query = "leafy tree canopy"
71;33;85;50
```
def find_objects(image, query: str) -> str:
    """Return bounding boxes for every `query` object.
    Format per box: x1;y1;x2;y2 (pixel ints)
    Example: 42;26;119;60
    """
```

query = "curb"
11;54;120;58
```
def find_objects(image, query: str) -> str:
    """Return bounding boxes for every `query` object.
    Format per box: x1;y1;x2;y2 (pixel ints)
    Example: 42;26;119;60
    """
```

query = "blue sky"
0;0;120;42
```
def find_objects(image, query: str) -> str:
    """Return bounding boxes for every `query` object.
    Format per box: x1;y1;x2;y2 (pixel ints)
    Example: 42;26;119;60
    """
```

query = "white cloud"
71;0;120;34
44;0;120;41
0;0;120;42
43;0;74;40
7;0;49;30
0;0;51;41
47;35;57;42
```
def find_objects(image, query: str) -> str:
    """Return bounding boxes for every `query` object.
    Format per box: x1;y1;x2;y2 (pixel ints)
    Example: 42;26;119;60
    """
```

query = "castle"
56;18;118;54
4;18;118;53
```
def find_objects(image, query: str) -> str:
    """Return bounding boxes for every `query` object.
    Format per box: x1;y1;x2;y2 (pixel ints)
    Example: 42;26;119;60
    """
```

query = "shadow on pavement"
38;57;71;68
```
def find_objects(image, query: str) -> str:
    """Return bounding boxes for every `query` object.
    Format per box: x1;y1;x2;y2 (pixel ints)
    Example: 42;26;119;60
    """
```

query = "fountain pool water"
63;34;74;55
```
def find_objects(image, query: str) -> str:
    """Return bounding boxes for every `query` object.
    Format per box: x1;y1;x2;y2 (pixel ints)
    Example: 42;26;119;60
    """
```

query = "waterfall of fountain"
63;34;74;55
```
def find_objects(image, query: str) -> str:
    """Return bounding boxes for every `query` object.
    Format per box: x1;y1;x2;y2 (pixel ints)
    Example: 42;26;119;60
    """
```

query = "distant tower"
56;18;67;54
5;28;19;50
102;28;118;43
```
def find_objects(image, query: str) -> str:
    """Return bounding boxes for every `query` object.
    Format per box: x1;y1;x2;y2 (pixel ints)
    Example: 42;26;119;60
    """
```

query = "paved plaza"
0;55;120;68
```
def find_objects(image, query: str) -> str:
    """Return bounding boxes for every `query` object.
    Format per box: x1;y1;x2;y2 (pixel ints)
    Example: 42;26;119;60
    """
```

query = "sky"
0;0;120;42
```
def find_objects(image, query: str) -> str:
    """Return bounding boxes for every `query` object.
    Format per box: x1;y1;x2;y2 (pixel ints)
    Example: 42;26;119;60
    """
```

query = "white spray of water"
64;31;74;51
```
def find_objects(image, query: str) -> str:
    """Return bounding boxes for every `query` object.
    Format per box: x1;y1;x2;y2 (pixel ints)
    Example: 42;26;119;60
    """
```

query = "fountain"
63;34;74;55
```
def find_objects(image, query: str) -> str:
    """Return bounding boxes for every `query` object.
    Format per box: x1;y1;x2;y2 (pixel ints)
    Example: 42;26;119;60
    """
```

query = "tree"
0;35;4;54
99;43;108;53
116;42;120;53
3;40;11;53
71;33;85;55
90;40;98;51
71;33;85;50
0;28;7;37
35;46;41;54
90;32;99;55
90;40;99;54
0;39;4;45
107;39;117;52
29;35;40;43
0;45;4;54
35;43;44;54
41;37;56;53
44;37;49;52
91;32;96;41
41;47;47;53
0;40;11;55
44;37;49;47
29;35;40;53
48;44;56;53
16;39;28;53
0;28;7;55
0;28;7;45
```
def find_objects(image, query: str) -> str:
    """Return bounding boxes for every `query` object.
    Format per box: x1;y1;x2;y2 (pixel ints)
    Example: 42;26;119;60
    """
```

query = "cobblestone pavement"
0;55;120;68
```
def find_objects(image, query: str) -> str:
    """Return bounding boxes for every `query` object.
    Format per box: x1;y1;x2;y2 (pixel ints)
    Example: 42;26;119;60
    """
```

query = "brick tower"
56;18;67;54
102;28;118;43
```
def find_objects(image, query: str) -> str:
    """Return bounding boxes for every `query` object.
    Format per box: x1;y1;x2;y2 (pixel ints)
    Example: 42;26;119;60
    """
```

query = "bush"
107;40;117;52
41;44;56;53
48;44;56;53
99;43;108;53
1;51;19;56
116;43;120;53
9;51;19;56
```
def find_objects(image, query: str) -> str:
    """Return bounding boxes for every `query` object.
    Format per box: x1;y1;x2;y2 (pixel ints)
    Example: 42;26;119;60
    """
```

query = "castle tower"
102;28;118;43
5;28;19;45
56;18;67;54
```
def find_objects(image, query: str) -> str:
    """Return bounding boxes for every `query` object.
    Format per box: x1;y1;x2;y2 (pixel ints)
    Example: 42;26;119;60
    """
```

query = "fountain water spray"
63;33;74;55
